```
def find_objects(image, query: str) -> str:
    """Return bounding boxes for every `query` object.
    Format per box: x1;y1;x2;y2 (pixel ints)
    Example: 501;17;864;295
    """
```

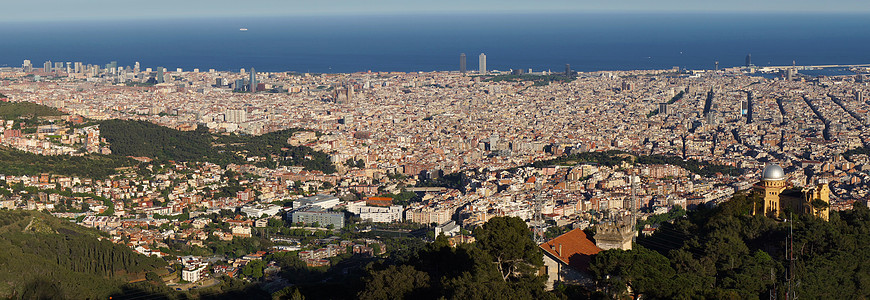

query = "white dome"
761;164;785;181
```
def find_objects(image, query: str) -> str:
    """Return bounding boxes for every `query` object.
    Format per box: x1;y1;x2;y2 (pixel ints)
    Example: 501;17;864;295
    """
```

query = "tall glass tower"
479;53;486;74
249;68;256;92
460;53;466;74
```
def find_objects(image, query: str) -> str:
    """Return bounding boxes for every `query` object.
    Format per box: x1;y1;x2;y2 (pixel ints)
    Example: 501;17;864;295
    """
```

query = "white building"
240;204;281;218
347;200;403;223
358;205;404;223
182;265;207;283
225;109;247;123
179;255;208;283
293;194;340;210
434;220;460;237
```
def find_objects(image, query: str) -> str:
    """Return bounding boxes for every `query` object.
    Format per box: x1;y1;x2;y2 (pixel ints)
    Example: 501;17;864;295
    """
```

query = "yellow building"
802;179;831;221
753;164;830;221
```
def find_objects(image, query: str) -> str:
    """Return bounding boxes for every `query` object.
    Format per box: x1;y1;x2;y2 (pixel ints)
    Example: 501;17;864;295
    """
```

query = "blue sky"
3;0;869;22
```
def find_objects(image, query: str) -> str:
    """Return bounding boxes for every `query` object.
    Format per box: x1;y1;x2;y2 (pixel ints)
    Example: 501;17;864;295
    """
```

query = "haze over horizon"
3;0;870;22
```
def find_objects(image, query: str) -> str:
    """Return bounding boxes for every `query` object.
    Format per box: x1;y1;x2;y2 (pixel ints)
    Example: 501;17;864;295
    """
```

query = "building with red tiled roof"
539;228;602;290
365;197;393;207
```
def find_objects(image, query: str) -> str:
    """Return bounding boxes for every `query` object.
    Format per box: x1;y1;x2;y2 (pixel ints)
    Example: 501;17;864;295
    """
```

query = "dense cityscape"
0;54;869;299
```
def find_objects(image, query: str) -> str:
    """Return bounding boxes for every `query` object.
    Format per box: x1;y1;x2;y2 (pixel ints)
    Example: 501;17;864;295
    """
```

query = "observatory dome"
761;164;786;181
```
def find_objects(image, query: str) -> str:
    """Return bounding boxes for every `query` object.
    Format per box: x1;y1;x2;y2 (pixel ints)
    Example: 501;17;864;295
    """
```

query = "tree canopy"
591;192;870;299
355;216;553;300
0;210;167;299
100;119;335;173
0;101;64;119
0;147;135;178
474;216;543;281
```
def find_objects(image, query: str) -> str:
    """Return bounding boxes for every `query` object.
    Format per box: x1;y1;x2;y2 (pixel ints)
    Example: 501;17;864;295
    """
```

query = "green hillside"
0;101;64;119
0;210;167;299
100;119;335;173
522;150;741;177
0;146;135;178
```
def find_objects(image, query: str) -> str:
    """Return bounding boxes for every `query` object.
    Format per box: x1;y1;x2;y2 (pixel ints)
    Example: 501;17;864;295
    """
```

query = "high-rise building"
459;53;466;74
22;60;32;72
44;61;52;72
226;109;247;123
156;67;165;83
134;62;140;72
714;61;719;71
249;68;256;93
745;53;752;67
565;64;571;76
479;53;486;74
785;68;797;81
746;91;754;124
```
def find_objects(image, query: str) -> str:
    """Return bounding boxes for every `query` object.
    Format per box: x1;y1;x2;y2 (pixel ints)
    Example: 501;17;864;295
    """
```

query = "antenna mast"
533;181;545;244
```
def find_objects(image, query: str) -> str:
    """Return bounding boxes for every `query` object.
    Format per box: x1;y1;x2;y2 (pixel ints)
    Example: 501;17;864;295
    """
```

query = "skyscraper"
44;61;52;72
459;53;466;74
745;53;752;67
565;64;571;76
156;67;165;83
479;53;486;74
746;91;754;124
22;60;32;72
249;68;256;93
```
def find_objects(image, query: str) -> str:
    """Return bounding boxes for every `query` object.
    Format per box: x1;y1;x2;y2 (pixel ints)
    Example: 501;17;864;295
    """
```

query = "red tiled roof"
539;228;602;272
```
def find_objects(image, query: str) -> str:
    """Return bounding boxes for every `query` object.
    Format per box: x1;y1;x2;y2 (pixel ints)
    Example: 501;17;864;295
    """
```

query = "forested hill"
525;150;741;177
590;193;870;299
0;101;64;119
0;146;134;178
100;119;336;173
0;210;167;299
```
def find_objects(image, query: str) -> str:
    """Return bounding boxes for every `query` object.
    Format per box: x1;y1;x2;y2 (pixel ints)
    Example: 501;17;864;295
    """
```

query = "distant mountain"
0;210;167;299
100;119;336;173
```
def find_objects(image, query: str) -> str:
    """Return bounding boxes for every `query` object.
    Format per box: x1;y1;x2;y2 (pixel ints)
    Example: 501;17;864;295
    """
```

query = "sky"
3;0;870;22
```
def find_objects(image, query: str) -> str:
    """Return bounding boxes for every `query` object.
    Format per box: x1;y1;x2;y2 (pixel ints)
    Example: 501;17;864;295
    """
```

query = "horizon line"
3;10;870;23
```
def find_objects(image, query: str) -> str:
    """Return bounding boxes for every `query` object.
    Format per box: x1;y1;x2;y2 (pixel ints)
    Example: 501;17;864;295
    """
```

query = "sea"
1;13;869;74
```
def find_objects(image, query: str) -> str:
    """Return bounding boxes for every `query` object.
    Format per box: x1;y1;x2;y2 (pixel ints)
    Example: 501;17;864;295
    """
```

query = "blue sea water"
1;13;869;74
